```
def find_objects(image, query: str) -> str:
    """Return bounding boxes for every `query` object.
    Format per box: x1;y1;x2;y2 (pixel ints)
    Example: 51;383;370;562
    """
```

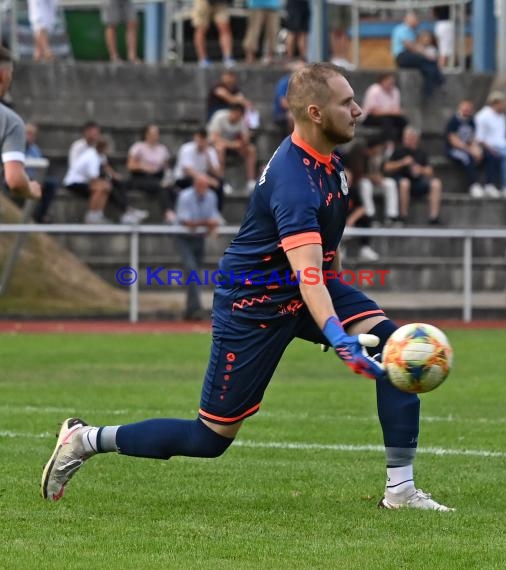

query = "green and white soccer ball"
382;323;453;394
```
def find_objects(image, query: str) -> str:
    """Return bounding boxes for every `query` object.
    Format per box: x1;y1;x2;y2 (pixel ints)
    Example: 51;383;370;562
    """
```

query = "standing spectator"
273;59;305;137
433;4;454;68
101;0;140;64
127;124;176;223
192;0;235;68
208;104;258;194
27;0;56;62
361;73;408;144
285;0;310;60
445;99;486;198
383;127;442;225
175;174;224;320
243;0;282;65
174;127;225;211
416;30;438;61
391;11;444;100
207;70;252;121
25;122;57;223
474;91;506;197
63;137;112;224
68;121;101;168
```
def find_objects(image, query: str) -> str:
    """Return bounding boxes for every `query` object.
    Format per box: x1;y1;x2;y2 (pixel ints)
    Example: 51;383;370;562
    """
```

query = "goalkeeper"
41;63;453;511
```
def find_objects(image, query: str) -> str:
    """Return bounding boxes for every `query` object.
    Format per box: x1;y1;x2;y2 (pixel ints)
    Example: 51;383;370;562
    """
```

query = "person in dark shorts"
285;0;310;60
41;63;454;513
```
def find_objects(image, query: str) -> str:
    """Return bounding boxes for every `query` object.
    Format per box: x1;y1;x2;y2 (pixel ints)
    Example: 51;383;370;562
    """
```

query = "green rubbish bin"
64;8;144;61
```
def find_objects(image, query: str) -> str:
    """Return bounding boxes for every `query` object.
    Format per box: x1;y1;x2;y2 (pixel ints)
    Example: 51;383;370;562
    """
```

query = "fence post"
463;236;473;322
129;228;140;323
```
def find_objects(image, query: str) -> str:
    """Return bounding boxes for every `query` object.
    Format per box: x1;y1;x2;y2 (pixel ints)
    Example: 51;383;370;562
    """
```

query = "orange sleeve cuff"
281;231;322;252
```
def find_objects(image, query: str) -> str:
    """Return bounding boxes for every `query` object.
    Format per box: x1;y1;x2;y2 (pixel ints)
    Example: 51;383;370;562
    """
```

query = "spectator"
445;99;487;198
383;126;442;224
243;0;282;65
342;167;380;262
273;59;305;137
391;11;444;100
25;122;57;223
192;0;235;68
101;0;140;64
432;4;454;68
174;127;225;211
68;121;101;168
27;0;56;62
175;174;224;320
127;124;177;223
330;28;355;71
285;0;310;60
208;103;258;194
207;70;252;121
361;73;408;144
416;30;438;61
474;91;506;197
63;137;112;224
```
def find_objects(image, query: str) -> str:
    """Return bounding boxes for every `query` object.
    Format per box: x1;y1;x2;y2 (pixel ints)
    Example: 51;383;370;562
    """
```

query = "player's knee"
192;419;234;458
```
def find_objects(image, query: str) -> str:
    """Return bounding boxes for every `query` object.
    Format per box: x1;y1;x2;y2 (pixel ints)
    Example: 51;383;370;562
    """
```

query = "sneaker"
484;184;501;198
198;58;211;69
359;245;380;261
223;57;236;69
223;182;234;196
469;183;485;198
130;207;149;222
84;211;113;224
428;216;442;225
41;417;93;501
121;208;149;224
378;488;455;512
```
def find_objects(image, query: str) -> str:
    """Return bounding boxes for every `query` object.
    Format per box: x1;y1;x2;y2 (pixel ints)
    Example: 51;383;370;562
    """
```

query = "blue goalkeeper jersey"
216;133;349;321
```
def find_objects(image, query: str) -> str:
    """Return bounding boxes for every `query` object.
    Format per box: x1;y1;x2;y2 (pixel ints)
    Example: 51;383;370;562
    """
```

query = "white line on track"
1;430;504;458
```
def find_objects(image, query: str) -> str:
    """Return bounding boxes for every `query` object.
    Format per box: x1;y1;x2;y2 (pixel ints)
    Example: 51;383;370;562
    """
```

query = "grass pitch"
0;330;505;570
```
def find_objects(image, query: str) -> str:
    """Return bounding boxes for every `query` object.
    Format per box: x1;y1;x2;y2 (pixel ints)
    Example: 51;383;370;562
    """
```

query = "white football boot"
379;487;455;511
41;417;93;501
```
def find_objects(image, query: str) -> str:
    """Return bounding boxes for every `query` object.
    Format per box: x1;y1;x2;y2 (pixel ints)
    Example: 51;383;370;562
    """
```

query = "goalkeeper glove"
322;316;385;380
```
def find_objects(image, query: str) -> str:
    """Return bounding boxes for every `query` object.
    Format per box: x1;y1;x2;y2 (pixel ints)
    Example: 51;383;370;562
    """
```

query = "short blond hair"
286;63;345;123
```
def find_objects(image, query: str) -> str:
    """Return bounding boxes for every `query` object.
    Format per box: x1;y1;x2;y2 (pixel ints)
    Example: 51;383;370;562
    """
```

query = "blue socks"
113;418;234;460
367;320;420;458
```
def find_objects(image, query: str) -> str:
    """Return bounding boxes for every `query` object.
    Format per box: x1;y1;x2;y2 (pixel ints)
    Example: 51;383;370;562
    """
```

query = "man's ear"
307;104;323;124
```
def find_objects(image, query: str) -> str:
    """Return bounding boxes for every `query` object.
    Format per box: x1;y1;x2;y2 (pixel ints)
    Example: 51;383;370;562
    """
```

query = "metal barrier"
1;223;504;323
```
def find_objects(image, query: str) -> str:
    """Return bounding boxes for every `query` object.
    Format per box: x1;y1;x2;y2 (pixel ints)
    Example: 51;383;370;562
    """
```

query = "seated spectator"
445;99;488;198
346;138;400;227
25;122;57;223
68;121;101;168
273;60;305;138
28;0;56;62
208;103;258;194
63;137;112;224
416;30;438;61
127;124;176;223
361;73;408;143
383;127;442;224
330;28;356;71
285;0;310;60
175;174;224;320
432;4;454;68
243;0;282;65
101;0;140;64
192;0;235;68
174;127;225;210
342;168;379;261
207;70;252;121
474;91;506;197
391;11;444;100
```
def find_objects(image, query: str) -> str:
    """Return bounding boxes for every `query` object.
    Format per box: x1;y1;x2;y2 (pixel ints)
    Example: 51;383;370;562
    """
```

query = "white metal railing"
0;223;504;323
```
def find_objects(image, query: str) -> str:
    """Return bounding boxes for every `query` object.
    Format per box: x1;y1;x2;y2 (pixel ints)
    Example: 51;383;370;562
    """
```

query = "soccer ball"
382;323;453;393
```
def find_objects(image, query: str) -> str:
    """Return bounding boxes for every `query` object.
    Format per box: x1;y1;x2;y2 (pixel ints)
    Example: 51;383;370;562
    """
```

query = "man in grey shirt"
0;47;41;200
175;173;223;320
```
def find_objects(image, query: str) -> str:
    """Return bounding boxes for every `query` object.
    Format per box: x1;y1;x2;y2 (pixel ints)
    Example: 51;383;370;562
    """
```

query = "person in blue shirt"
41;63;454;512
273;60;305;137
391;11;444;99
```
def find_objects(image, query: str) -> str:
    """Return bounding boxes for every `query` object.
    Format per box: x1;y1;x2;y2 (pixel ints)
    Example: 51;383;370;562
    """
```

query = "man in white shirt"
174;127;225;210
474;91;506;196
208;103;258;194
68;121;101;168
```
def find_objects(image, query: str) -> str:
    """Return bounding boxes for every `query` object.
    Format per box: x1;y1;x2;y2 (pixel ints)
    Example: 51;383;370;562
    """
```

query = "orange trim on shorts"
199;403;261;424
281;232;322;252
340;309;385;327
291;132;332;166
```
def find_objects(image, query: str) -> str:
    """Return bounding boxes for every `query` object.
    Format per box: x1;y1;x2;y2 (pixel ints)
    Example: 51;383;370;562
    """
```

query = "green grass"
1;331;505;569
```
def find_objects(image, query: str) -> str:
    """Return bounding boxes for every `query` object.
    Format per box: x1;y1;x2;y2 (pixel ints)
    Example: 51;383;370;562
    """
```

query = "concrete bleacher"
8;62;505;318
